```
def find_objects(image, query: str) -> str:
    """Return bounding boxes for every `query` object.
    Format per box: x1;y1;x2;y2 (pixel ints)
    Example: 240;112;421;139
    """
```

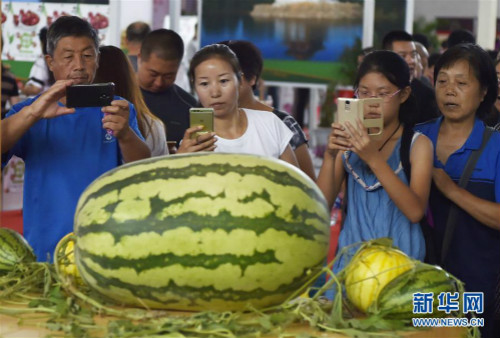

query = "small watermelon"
344;244;414;313
0;228;36;272
73;153;330;311
372;262;459;319
55;233;84;285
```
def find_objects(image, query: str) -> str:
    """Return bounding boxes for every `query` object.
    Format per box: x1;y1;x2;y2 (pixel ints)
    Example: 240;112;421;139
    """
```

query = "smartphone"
189;108;214;139
337;98;384;136
66;82;115;108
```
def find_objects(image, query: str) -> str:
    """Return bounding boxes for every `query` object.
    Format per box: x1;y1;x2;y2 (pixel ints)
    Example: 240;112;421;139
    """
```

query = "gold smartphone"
337;98;384;136
189;108;214;139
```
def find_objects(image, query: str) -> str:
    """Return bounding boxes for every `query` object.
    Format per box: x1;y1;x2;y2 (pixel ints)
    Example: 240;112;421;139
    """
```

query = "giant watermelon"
74;153;330;311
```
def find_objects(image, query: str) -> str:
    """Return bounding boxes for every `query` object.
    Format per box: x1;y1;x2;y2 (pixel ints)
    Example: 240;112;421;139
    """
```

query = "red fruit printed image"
1;12;7;24
89;12;108;30
52;11;70;20
20;10;40;26
13;14;19;26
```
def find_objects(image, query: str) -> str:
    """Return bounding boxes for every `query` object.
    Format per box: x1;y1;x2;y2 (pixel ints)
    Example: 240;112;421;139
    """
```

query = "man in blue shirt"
1;16;150;261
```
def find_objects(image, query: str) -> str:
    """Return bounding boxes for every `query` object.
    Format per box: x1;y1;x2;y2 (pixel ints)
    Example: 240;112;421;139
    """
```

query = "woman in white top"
23;27;54;96
177;44;297;166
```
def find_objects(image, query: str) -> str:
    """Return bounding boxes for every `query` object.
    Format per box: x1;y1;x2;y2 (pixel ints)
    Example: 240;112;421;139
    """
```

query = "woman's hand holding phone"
177;126;217;154
343;118;379;165
326;122;353;157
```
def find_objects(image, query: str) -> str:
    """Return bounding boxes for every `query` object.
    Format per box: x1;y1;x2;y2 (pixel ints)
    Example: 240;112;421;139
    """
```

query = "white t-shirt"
25;55;51;93
214;108;293;159
143;114;169;157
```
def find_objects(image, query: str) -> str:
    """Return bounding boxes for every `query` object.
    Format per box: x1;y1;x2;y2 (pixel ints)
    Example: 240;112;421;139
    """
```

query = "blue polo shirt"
4;95;144;261
415;117;500;333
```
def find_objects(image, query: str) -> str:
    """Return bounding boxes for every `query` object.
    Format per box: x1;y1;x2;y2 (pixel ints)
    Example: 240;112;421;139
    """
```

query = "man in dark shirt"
383;30;440;124
137;29;197;146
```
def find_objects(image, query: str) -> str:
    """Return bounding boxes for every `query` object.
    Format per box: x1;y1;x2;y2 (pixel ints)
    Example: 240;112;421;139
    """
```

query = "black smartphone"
66;82;115;108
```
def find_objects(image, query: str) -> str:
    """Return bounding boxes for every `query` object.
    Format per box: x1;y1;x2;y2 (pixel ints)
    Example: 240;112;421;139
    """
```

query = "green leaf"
295;333;314;338
258;316;273;330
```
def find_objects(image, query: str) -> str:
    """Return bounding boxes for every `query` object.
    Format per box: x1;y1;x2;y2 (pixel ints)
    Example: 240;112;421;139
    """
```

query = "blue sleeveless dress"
334;137;426;273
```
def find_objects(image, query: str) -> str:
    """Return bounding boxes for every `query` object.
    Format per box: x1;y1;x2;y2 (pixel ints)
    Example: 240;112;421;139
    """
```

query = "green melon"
371;262;459;319
0;228;36;272
74;153;330;311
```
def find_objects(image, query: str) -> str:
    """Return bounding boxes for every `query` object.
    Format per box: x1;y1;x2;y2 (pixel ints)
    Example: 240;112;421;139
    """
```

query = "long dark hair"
355;50;419;127
94;45;164;145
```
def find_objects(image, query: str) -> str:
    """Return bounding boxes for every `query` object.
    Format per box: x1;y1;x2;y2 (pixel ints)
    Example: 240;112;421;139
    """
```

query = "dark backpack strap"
400;125;414;182
440;127;495;264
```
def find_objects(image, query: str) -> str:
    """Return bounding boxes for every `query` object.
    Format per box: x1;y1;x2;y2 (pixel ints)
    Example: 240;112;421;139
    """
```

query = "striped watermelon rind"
0;228;36;272
370;262;460;319
74;153;330;311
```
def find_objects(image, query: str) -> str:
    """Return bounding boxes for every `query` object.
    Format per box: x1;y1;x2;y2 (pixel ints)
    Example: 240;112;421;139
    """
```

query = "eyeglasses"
344;150;403;191
354;89;401;102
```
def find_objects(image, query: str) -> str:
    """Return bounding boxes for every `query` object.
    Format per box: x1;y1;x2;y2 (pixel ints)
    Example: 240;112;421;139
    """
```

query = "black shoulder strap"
400;126;414;181
441;127;495;264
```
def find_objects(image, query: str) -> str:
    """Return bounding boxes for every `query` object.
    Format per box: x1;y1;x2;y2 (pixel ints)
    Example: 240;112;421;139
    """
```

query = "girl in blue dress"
317;50;434;271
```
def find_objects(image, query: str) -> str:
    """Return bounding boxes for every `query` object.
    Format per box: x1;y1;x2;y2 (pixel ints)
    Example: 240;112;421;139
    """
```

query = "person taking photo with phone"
177;44;298;167
317;50;433;271
1;16;150;261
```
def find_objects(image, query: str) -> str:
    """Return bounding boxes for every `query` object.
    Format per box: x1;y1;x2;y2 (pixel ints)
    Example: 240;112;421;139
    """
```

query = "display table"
0;307;467;338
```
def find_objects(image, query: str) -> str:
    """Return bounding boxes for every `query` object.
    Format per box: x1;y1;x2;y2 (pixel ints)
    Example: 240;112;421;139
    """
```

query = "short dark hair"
126;21;151;43
140;29;184;62
447;29;475;48
38;26;48;55
413;33;430;49
355;50;419;126
218;40;263;90
189;44;242;86
46;16;99;56
382;30;413;50
434;43;497;119
428;53;441;68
